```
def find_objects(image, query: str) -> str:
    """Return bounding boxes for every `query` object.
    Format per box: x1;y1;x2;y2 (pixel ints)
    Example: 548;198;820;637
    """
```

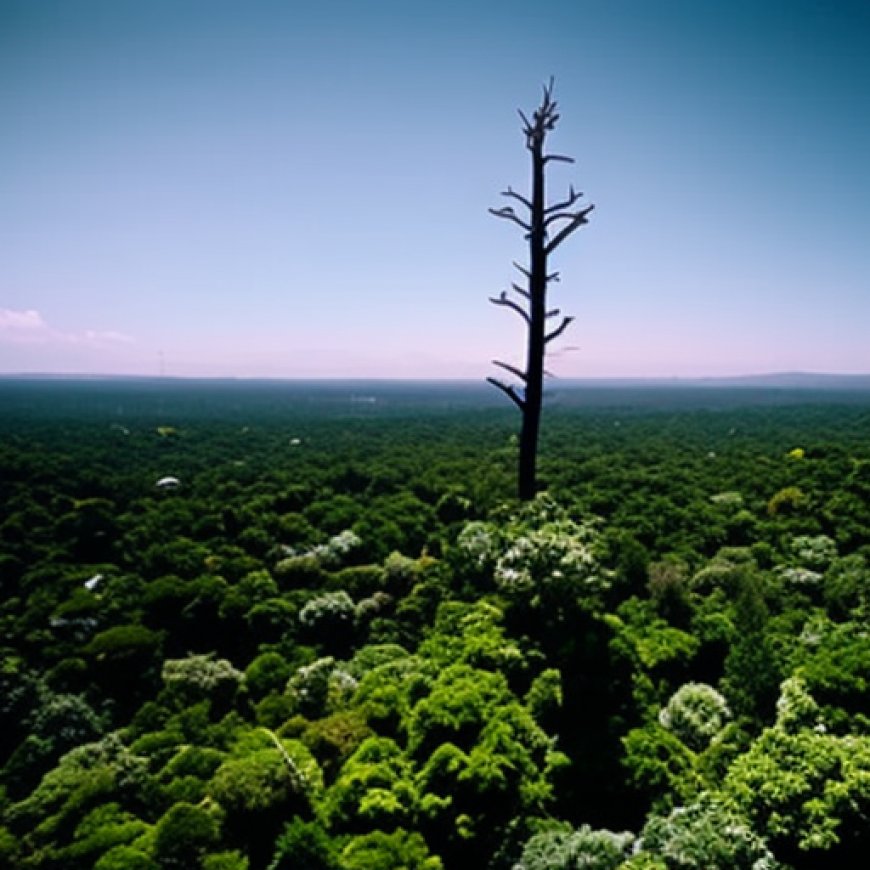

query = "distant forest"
2;379;870;869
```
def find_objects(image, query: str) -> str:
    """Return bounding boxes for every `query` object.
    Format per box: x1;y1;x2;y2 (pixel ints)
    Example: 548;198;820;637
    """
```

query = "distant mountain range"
559;373;870;390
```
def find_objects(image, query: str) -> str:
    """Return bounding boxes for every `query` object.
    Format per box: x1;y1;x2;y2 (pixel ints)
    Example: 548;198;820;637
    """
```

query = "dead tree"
488;80;593;501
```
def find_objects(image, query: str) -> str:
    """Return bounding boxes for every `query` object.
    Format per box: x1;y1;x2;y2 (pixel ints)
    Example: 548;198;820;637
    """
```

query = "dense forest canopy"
2;378;870;869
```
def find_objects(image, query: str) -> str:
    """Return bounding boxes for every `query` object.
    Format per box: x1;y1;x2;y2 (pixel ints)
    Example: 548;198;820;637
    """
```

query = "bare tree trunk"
489;80;593;500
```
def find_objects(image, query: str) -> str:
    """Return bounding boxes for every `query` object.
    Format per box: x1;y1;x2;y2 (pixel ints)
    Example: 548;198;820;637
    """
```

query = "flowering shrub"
658;683;730;752
495;523;600;594
276;530;363;581
161;655;243;699
299;591;356;634
8;733;150;832
776;566;823;588
456;496;610;602
636;796;779;869
690;548;755;594
709;491;743;507
318;530;362;566
286;657;358;718
514;823;634;870
25;689;105;755
456;521;497;570
287;657;336;717
383;551;417;584
790;534;837;570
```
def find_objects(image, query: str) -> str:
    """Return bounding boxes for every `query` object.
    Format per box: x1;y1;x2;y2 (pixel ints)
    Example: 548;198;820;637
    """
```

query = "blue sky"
2;0;868;378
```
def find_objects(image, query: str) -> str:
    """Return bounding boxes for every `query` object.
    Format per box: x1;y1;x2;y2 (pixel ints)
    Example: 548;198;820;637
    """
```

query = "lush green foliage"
3;379;870;868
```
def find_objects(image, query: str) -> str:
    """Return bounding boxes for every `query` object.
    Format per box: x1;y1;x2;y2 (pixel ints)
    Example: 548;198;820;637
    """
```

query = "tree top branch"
545;315;575;345
520;76;560;148
546;185;583;214
489;291;531;325
488;206;532;232
501;187;533;211
487;376;526;411
545;205;595;254
493;359;528;383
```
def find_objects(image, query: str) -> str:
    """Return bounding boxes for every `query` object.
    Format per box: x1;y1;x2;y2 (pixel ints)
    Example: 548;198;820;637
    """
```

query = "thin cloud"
0;308;45;330
0;308;134;346
82;329;135;345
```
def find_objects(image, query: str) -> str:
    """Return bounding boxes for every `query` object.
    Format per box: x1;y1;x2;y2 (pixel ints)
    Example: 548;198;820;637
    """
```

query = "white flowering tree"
658;683;731;752
456;496;611;611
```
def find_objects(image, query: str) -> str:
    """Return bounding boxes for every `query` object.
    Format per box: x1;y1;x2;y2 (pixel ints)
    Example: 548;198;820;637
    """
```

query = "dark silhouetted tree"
489;80;593;500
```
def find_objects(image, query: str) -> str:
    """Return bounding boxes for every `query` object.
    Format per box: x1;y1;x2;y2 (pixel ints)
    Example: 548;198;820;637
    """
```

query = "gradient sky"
2;0;869;378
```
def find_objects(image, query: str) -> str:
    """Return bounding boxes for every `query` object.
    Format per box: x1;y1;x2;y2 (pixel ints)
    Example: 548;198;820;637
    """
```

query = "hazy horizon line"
3;370;870;385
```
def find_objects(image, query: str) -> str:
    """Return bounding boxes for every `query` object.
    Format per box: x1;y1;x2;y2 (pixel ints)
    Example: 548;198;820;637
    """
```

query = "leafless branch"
487;377;525;410
544;154;575;165
512;261;531;280
493;359;528;382
511;282;531;300
546;271;561;283
517;108;532;132
537;77;559;129
543;76;555;101
488;206;532;232
501;186;532;211
546;308;561;318
545;205;594;254
489;292;531;325
545;315;575;344
546;185;583;214
520;77;562;149
544;210;589;229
